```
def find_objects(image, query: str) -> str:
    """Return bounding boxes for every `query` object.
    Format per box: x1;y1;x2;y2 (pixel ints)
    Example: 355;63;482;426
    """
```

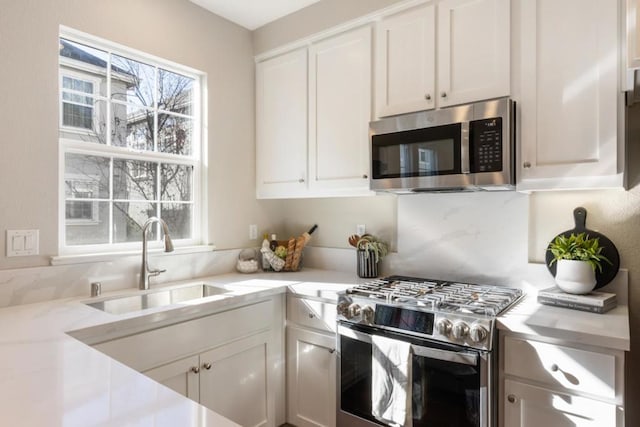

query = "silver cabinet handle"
362;174;368;179
523;162;531;168
202;362;212;370
328;348;336;354
441;92;447;98
507;394;517;403
425;94;431;100
308;312;315;318
550;364;559;372
298;178;305;183
190;366;200;374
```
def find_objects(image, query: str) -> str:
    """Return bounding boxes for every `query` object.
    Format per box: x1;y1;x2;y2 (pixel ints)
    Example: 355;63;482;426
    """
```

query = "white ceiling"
189;0;322;30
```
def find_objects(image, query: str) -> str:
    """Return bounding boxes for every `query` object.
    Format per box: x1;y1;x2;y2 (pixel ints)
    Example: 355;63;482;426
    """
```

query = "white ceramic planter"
554;259;597;294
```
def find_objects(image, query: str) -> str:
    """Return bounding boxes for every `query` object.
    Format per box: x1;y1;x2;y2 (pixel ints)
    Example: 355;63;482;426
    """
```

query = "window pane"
161;164;192;201
112;102;154;150
158;114;192;155
161;203;192;239
113;202;157;243
158;69;194;115
111;54;155;107
113;159;157;200
65;201;109;245
59;39;107;97
64;154;110;198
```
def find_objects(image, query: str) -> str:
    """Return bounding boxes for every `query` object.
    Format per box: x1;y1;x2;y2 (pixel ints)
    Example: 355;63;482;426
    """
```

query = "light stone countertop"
0;268;629;426
0;268;361;427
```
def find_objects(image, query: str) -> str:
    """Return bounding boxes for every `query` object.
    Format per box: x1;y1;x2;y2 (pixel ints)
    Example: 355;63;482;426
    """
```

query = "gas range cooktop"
337;275;525;351
346;275;523;316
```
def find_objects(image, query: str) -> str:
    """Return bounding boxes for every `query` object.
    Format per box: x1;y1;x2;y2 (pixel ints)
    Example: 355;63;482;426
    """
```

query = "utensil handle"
573;207;587;231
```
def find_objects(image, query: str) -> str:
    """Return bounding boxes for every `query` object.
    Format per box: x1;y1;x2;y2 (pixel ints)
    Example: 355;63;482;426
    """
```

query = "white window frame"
58;26;208;257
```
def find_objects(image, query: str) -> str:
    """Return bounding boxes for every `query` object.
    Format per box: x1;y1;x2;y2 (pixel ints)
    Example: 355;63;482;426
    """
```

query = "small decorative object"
261;225;318;272
348;234;389;278
546;232;612;294
236;248;259;273
545;207;620;291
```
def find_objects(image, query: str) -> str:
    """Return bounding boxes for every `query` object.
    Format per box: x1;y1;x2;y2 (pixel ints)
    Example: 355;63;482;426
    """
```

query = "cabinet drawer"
287;296;337;332
504;336;616;400
94;299;274;372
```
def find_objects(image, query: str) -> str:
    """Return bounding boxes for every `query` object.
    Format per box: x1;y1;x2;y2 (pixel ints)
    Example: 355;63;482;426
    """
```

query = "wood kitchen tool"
545;207;619;289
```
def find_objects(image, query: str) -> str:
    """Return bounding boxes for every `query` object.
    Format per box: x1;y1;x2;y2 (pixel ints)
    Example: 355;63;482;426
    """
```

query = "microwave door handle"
411;344;478;366
461;121;470;174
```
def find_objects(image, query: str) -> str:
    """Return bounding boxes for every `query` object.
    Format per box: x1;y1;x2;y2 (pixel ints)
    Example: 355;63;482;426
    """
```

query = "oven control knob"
361;305;374;324
435;319;453;336
451;321;470;340
337;301;350;318
469;324;489;343
348;303;361;319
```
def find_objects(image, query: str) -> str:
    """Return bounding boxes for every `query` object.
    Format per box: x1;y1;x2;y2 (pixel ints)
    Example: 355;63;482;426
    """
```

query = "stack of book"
537;286;617;314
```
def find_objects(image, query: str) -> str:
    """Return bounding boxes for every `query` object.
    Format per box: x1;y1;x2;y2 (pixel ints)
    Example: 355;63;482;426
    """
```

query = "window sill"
50;245;216;266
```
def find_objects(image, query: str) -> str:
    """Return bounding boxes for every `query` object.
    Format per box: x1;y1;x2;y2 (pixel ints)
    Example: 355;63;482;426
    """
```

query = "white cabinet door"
200;332;273;427
517;0;621;190
628;0;640;72
309;26;372;195
375;4;436;117
143;355;200;401
504;380;617;427
437;0;510;108
256;48;308;199
287;326;337;427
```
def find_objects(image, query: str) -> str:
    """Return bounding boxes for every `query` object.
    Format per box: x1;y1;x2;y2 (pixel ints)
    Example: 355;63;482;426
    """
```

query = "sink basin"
86;284;228;315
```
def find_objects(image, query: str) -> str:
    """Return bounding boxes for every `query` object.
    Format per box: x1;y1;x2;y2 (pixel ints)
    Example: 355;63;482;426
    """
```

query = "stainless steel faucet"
140;217;174;290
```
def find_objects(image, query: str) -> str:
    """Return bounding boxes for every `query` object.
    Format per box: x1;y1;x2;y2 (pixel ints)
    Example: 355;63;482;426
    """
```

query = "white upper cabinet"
517;0;623;191
626;0;640;83
437;0;510;108
374;0;509;118
309;26;372;195
375;4;436;116
256;48;308;199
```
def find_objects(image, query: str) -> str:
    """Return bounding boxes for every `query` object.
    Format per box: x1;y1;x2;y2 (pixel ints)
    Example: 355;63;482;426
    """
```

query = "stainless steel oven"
335;276;524;427
337;323;493;427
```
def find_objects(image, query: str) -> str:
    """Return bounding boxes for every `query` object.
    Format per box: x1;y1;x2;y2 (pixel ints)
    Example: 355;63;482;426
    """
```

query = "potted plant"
546;232;612;294
348;234;389;278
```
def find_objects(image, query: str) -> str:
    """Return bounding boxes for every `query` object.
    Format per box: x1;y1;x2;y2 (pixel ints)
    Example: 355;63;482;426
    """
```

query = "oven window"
372;123;462;179
340;331;482;427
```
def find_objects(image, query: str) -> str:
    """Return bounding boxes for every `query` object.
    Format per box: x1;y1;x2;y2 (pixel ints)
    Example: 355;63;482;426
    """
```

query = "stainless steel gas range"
336;275;524;427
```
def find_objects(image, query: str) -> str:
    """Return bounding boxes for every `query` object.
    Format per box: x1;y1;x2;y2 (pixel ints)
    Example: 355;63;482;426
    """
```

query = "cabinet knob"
362;174;368;179
507;394;517;403
329;348;336;354
441;92;447;98
190;366;200;374
203;362;212;370
298;178;305;183
308;312;315;319
523;161;531;168
550;364;559;372
425;94;431;101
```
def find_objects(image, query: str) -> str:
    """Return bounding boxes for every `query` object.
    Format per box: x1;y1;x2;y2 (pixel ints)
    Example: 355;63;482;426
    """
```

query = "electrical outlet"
249;224;258;240
356;224;366;235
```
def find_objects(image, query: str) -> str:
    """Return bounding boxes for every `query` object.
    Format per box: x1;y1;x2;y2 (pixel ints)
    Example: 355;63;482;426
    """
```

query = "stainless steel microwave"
370;97;515;192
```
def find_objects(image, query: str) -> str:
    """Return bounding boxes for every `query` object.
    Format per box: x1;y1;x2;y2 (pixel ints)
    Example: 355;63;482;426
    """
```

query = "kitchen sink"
86;283;228;315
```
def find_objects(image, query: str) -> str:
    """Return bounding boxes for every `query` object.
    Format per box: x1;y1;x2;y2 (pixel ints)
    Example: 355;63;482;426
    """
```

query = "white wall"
0;0;266;270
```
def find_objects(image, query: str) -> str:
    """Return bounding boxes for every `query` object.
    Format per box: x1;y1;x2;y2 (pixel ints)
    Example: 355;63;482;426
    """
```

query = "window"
58;29;204;253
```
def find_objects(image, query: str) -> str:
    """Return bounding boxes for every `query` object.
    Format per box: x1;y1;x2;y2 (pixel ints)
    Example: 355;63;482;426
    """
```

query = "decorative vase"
357;249;379;278
554;259;597;294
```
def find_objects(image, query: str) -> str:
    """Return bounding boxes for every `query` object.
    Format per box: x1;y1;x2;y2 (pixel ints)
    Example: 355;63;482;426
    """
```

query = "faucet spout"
140;217;174;290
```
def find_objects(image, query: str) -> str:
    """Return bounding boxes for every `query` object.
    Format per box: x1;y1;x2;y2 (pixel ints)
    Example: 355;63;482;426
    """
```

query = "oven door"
337;323;493;427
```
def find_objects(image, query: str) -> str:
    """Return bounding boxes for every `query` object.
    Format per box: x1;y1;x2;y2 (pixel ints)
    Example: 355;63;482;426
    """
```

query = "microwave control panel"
470;117;503;173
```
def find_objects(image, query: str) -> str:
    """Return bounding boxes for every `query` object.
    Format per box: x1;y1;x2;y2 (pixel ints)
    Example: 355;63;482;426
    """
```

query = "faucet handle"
149;268;167;277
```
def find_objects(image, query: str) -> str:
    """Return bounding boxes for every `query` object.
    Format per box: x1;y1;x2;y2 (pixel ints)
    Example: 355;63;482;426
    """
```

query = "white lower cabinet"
92;297;285;427
287;326;337;427
286;295;337;427
500;333;625;427
504;380;617;427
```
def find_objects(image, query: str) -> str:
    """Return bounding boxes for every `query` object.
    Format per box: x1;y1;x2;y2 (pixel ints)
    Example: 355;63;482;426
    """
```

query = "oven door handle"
338;325;478;366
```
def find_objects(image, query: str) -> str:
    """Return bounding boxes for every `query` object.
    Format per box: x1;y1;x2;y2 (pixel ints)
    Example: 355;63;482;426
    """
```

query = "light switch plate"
7;230;39;257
